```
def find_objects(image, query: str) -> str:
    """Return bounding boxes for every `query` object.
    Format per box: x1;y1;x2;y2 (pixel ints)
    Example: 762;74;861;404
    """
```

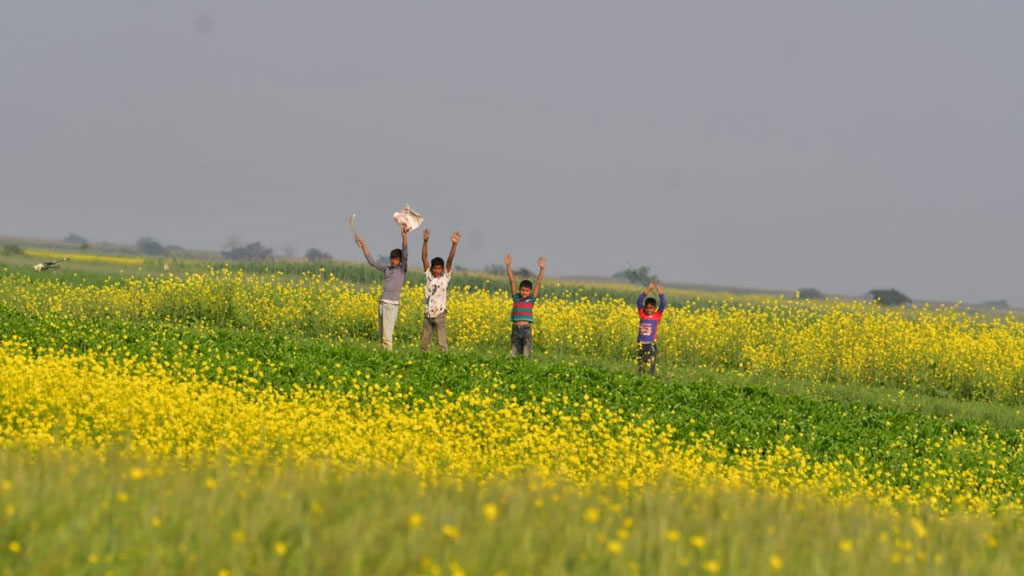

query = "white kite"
393;204;423;231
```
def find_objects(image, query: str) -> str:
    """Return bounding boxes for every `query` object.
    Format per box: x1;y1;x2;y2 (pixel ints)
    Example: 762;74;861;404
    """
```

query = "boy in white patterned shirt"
421;228;460;352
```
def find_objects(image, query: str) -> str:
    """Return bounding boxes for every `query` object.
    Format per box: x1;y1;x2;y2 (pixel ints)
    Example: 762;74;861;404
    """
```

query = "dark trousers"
638;342;657;375
510;324;533;358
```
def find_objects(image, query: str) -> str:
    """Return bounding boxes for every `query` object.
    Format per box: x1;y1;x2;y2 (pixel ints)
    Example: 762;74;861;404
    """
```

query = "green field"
3;249;1024;574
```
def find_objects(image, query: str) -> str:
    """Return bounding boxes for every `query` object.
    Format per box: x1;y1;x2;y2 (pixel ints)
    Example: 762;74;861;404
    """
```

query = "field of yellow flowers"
5;267;1024;401
3;263;1024;574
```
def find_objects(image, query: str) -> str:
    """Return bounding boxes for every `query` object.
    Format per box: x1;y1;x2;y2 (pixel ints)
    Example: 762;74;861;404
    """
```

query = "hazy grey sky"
2;2;1022;305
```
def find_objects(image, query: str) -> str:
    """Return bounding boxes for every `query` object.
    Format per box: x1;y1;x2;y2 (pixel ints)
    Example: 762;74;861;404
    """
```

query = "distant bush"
305;248;333;263
613;265;659;286
868;288;911;306
2;244;24;255
136;237;168;256
980;299;1009;309
222;242;273;261
64;233;88;243
796;288;824;299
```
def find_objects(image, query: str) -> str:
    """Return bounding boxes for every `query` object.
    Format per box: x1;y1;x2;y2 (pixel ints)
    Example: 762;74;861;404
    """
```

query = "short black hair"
431;257;444;268
519;280;533;290
389;248;403;260
644;297;657;307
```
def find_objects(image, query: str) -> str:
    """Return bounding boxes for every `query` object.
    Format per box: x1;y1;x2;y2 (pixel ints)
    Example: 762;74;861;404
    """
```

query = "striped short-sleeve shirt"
511;294;536;323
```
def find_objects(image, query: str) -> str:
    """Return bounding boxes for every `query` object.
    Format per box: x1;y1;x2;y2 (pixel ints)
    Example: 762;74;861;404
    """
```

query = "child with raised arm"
506;254;545;358
421;228;460;352
637;281;666;375
354;225;408;351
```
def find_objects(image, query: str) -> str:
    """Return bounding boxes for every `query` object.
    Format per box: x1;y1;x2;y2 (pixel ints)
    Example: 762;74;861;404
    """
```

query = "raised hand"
538;257;546;269
423;228;431;241
451;231;461;244
505;254;512;268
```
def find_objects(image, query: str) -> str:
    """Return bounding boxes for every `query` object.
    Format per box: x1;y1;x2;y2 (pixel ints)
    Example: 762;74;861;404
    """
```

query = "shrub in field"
613;264;659;285
222;241;274;261
305;247;332;262
869;288;912;306
136;236;168;256
796;287;824;299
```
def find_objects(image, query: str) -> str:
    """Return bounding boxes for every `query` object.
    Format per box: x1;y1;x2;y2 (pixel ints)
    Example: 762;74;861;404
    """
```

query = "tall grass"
2;448;1021;576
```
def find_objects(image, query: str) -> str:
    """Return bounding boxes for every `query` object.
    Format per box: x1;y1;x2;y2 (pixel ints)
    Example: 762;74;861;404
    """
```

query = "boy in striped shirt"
505;253;546;358
637;281;666;375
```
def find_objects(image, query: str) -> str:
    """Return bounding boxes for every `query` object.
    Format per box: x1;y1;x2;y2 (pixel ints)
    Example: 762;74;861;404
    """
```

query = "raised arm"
656;282;666;312
446;231;460;272
533;257;546;298
421;228;430;271
638;281;654;309
505;253;516;296
355;235;385;272
400;226;409;272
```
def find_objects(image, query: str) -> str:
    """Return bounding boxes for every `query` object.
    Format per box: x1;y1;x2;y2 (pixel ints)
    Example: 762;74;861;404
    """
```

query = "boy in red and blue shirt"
506;253;546;358
637;281;666;375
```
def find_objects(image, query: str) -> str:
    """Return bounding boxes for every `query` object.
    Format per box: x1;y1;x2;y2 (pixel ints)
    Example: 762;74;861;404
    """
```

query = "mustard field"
3;264;1024;574
4;268;1024;401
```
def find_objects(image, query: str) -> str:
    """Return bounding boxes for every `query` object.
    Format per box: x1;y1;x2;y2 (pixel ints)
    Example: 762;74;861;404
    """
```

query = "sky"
2;1;1022;305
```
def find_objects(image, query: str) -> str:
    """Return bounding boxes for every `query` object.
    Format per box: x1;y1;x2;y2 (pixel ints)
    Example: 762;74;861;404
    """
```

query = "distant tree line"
484;263;534;278
127;235;340;264
36;236;998;309
980;299;1009;309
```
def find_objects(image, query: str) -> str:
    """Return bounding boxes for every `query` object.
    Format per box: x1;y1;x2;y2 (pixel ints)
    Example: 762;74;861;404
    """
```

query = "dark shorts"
638;342;657;375
511;324;533;358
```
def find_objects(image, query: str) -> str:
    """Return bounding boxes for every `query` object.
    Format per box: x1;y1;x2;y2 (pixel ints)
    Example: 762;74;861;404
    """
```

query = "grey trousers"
379;300;399;350
421;312;448;352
